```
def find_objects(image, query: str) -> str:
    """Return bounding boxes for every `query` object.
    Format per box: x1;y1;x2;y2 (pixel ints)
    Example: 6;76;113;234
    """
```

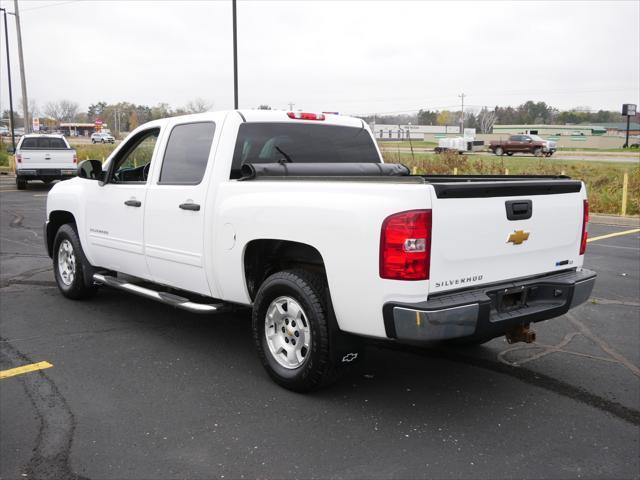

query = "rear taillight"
380;209;432;280
580;199;589;255
73;153;77;164
287;111;325;121
16;154;22;163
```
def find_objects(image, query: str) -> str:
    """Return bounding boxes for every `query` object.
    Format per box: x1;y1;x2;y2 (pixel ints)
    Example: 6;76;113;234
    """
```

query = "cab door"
143;121;217;296
84;128;160;278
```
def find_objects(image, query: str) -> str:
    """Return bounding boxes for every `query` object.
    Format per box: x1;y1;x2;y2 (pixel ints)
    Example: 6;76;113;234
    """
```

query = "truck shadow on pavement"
84;287;640;428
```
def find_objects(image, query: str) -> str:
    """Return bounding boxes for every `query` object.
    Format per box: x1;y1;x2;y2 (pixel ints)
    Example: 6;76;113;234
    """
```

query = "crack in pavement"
497;310;640;379
0;266;53;288
0;339;89;480
383;342;640;426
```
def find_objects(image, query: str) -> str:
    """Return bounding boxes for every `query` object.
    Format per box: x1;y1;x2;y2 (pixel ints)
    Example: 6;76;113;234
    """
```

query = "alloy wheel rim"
57;239;76;286
264;296;311;369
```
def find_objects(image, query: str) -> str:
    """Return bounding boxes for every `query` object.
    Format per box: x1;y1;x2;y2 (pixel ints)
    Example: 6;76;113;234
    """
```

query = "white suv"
91;132;115;144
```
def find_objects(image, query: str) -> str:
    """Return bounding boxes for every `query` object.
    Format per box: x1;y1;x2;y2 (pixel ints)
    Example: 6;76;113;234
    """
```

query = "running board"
92;273;225;314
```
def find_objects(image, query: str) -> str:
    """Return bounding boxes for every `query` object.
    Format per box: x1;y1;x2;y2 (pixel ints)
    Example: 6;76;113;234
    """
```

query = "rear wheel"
53;224;97;299
252;270;360;392
16;178;27;190
495;147;504;156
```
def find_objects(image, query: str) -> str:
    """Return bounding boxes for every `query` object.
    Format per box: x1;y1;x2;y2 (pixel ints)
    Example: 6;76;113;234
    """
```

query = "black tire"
92;140;96;144
53;224;97;300
16;178;27;190
101;139;106;144
495;146;504;156
252;269;359;392
533;147;543;157
506;152;514;156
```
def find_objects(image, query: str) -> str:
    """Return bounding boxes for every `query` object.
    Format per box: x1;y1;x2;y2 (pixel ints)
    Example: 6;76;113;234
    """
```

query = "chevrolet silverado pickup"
44;110;595;391
13;133;77;189
489;134;557;157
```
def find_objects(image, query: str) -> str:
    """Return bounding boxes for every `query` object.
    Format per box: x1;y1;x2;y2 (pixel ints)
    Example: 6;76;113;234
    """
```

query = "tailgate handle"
506;200;532;220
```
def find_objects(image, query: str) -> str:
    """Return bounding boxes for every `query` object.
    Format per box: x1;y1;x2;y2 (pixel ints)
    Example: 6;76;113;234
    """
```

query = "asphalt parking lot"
1;175;638;480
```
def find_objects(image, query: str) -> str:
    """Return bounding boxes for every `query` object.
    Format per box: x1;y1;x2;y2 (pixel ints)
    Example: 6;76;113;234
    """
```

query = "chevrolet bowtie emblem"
508;230;530;245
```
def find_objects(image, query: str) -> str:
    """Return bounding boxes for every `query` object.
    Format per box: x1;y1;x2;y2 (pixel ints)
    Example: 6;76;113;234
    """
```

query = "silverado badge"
508;230;530;245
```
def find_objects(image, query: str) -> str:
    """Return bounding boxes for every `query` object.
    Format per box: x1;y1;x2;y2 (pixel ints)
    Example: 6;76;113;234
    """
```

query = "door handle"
124;199;142;207
179;202;200;211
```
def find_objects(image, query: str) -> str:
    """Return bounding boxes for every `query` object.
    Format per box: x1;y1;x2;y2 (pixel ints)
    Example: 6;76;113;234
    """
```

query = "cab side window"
159;122;216;185
110;128;159;183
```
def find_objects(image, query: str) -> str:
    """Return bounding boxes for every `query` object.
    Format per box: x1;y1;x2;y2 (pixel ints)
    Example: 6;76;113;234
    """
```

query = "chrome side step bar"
92;273;225;314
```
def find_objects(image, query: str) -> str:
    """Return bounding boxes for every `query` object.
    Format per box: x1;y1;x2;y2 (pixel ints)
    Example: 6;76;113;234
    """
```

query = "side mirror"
528;138;533;143
78;159;104;181
6;146;15;154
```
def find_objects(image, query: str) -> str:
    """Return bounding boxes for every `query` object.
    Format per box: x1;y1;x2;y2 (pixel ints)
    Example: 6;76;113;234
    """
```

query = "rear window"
230;123;379;179
20;137;68;150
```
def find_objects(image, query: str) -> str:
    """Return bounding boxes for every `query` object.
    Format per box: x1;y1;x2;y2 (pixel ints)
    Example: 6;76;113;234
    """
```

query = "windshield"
230;123;379;179
529;135;544;142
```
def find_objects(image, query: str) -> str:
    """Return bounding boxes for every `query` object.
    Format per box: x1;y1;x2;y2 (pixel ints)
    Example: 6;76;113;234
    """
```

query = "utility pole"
232;0;238;109
1;7;16;151
458;93;465;135
13;0;29;133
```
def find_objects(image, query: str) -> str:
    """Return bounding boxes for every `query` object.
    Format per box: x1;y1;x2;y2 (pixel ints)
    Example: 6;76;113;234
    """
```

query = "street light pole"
0;7;16;151
13;0;29;133
458;93;465;134
232;0;238;109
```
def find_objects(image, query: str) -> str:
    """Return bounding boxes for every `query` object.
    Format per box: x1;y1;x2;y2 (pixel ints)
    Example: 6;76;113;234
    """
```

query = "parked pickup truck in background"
44;110;595;391
489;134;557;157
13;134;77;189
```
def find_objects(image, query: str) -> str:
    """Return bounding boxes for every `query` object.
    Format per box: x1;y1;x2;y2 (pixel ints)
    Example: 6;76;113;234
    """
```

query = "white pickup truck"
44;110;596;391
13;134;77;189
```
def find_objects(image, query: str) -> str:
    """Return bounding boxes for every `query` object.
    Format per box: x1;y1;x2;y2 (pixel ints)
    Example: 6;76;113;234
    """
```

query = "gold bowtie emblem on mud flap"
507;230;530;245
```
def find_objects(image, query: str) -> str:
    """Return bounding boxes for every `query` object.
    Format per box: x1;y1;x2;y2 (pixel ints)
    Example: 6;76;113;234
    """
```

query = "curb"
590;214;640;228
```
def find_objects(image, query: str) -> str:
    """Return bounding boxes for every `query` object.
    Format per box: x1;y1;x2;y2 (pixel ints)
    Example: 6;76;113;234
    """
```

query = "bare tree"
478;107;497;134
44;100;79;122
19;98;38;118
44;101;62;121
184;98;213;114
59;100;79;121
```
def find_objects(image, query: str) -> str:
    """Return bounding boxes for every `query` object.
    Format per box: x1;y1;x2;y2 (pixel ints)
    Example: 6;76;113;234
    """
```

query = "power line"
20;0;82;12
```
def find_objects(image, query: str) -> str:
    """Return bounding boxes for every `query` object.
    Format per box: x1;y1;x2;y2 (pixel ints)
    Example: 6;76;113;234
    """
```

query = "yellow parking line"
587;228;640;243
0;361;53;380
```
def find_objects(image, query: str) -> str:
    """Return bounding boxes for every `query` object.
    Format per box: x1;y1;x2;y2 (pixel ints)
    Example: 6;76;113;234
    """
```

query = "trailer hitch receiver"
505;325;536;344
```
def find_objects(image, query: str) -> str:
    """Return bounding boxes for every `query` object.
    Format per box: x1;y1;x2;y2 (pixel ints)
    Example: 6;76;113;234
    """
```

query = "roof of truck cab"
21;133;66;139
150;109;365;129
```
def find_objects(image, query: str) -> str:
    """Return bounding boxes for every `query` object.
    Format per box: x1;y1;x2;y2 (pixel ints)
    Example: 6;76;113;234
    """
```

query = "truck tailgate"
428;180;585;294
20;150;75;169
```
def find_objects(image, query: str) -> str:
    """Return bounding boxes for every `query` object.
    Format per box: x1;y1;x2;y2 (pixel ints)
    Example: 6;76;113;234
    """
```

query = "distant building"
59;123;97;137
371;124;460;140
595;122;640;137
492;124;608;137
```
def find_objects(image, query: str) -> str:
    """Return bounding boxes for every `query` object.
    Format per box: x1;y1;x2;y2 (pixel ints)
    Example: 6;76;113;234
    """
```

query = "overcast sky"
0;0;638;117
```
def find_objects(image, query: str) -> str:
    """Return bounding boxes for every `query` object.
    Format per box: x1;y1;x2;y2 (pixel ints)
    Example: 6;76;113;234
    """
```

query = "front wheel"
252;270;357;392
495;147;504;156
53;224;97;299
533;147;543;157
16;178;27;190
